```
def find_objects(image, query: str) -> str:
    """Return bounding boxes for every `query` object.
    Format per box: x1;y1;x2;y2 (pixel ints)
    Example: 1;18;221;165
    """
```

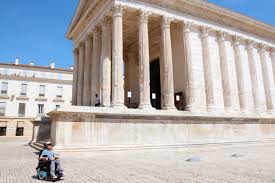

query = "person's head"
45;141;53;150
43;142;47;149
95;94;98;97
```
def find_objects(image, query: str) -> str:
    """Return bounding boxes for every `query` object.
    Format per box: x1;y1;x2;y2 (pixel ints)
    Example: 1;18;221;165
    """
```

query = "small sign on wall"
127;91;132;98
152;93;156;100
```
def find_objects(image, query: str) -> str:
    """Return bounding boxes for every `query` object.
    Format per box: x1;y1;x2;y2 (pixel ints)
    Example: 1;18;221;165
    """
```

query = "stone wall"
49;108;275;149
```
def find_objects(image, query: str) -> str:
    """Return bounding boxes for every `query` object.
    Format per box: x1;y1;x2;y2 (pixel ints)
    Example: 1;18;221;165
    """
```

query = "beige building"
49;0;275;150
0;60;73;142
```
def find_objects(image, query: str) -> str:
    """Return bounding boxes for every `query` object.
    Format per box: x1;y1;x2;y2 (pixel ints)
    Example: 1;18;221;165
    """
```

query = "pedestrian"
95;94;101;107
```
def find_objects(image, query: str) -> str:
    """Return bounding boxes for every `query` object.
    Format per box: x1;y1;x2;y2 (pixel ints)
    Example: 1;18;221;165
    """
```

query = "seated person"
39;141;63;179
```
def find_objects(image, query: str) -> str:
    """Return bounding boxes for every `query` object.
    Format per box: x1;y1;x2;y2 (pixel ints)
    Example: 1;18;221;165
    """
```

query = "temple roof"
66;0;275;42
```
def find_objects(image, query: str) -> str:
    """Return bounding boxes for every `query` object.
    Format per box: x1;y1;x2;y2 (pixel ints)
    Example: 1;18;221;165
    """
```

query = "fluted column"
83;35;93;106
201;26;215;111
111;5;125;108
259;44;275;112
77;43;85;106
181;21;196;111
101;17;112;107
217;31;231;111
91;26;102;106
233;36;247;111
271;48;275;85
72;48;79;105
246;40;261;111
160;16;176;110
138;10;153;109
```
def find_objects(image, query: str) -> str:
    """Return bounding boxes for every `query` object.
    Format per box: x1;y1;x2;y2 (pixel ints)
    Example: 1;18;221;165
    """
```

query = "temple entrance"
150;59;161;109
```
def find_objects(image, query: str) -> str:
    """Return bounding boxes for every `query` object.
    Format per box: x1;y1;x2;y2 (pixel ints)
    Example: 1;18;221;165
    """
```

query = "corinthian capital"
246;39;255;50
233;35;241;46
138;10;152;23
111;4;125;17
200;26;211;37
259;43;268;51
182;21;193;32
217;31;227;42
161;16;174;28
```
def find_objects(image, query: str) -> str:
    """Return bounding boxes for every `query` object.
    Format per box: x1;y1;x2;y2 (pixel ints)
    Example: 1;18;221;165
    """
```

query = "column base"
162;106;177;111
111;103;127;109
138;104;155;111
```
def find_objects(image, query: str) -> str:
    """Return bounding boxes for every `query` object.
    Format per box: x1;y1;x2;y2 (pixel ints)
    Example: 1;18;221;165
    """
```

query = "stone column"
72;48;79;105
91;26;102;106
101;17;112;107
77;43;85;106
259;44;275;112
233;36;247;111
271;48;275;85
217;31;231;111
138;10;153;109
83;35;93;106
160;16;176;110
201;26;215;111
181;21;196;111
246;40;261;111
111;5;125;108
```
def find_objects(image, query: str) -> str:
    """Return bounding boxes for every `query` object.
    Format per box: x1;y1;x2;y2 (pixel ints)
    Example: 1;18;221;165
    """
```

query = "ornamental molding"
233;35;242;46
161;16;174;28
182;21;193;32
111;4;125;17
246;39;255;49
201;26;212;34
137;10;152;23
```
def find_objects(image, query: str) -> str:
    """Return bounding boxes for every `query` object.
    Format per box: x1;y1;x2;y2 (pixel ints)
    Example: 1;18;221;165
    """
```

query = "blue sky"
0;0;274;68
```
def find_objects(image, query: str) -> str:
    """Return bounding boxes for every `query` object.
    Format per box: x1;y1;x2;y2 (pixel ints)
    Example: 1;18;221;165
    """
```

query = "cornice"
67;0;112;41
0;75;72;85
0;63;73;74
68;0;275;44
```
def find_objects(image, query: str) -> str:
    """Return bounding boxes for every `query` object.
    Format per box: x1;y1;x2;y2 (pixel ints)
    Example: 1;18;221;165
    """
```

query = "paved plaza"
0;142;275;183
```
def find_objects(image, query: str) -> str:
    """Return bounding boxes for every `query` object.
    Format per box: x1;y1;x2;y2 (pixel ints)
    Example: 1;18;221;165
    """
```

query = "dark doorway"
150;59;161;109
0;127;6;136
16;127;24;136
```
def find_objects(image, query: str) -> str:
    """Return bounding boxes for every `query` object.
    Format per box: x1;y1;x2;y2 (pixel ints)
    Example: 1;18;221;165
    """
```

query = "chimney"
50;61;55;69
15;58;20;65
29;61;34;66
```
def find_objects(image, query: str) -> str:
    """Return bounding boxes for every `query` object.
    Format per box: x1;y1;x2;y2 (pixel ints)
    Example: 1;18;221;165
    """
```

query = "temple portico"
71;2;275;114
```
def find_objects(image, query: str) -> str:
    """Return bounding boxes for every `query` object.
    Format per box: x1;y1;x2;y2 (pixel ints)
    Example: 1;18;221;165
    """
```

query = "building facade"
49;0;275;150
0;60;73;141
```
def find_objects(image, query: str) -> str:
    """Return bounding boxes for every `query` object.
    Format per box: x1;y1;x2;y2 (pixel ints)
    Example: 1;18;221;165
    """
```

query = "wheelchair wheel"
37;171;47;180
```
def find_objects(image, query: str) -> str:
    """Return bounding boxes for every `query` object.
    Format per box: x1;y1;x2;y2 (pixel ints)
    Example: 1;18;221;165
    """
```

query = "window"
38;104;44;115
56;105;60;109
56;86;63;98
0;127;6;136
1;82;8;94
18;103;26;117
0;102;6;116
20;83;27;96
16;127;24;136
39;85;45;97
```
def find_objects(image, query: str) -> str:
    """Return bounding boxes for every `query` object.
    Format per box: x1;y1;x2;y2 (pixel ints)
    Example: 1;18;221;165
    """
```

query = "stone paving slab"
0;142;275;183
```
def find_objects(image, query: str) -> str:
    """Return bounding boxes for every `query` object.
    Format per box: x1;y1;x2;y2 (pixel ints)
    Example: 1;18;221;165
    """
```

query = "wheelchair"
36;150;62;182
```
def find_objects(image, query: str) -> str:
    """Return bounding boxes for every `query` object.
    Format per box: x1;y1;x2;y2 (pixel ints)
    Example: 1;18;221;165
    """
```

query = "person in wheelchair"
37;141;63;179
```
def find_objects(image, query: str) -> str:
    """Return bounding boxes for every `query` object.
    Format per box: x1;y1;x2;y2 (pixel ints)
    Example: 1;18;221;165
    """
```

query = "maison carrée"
48;0;275;150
